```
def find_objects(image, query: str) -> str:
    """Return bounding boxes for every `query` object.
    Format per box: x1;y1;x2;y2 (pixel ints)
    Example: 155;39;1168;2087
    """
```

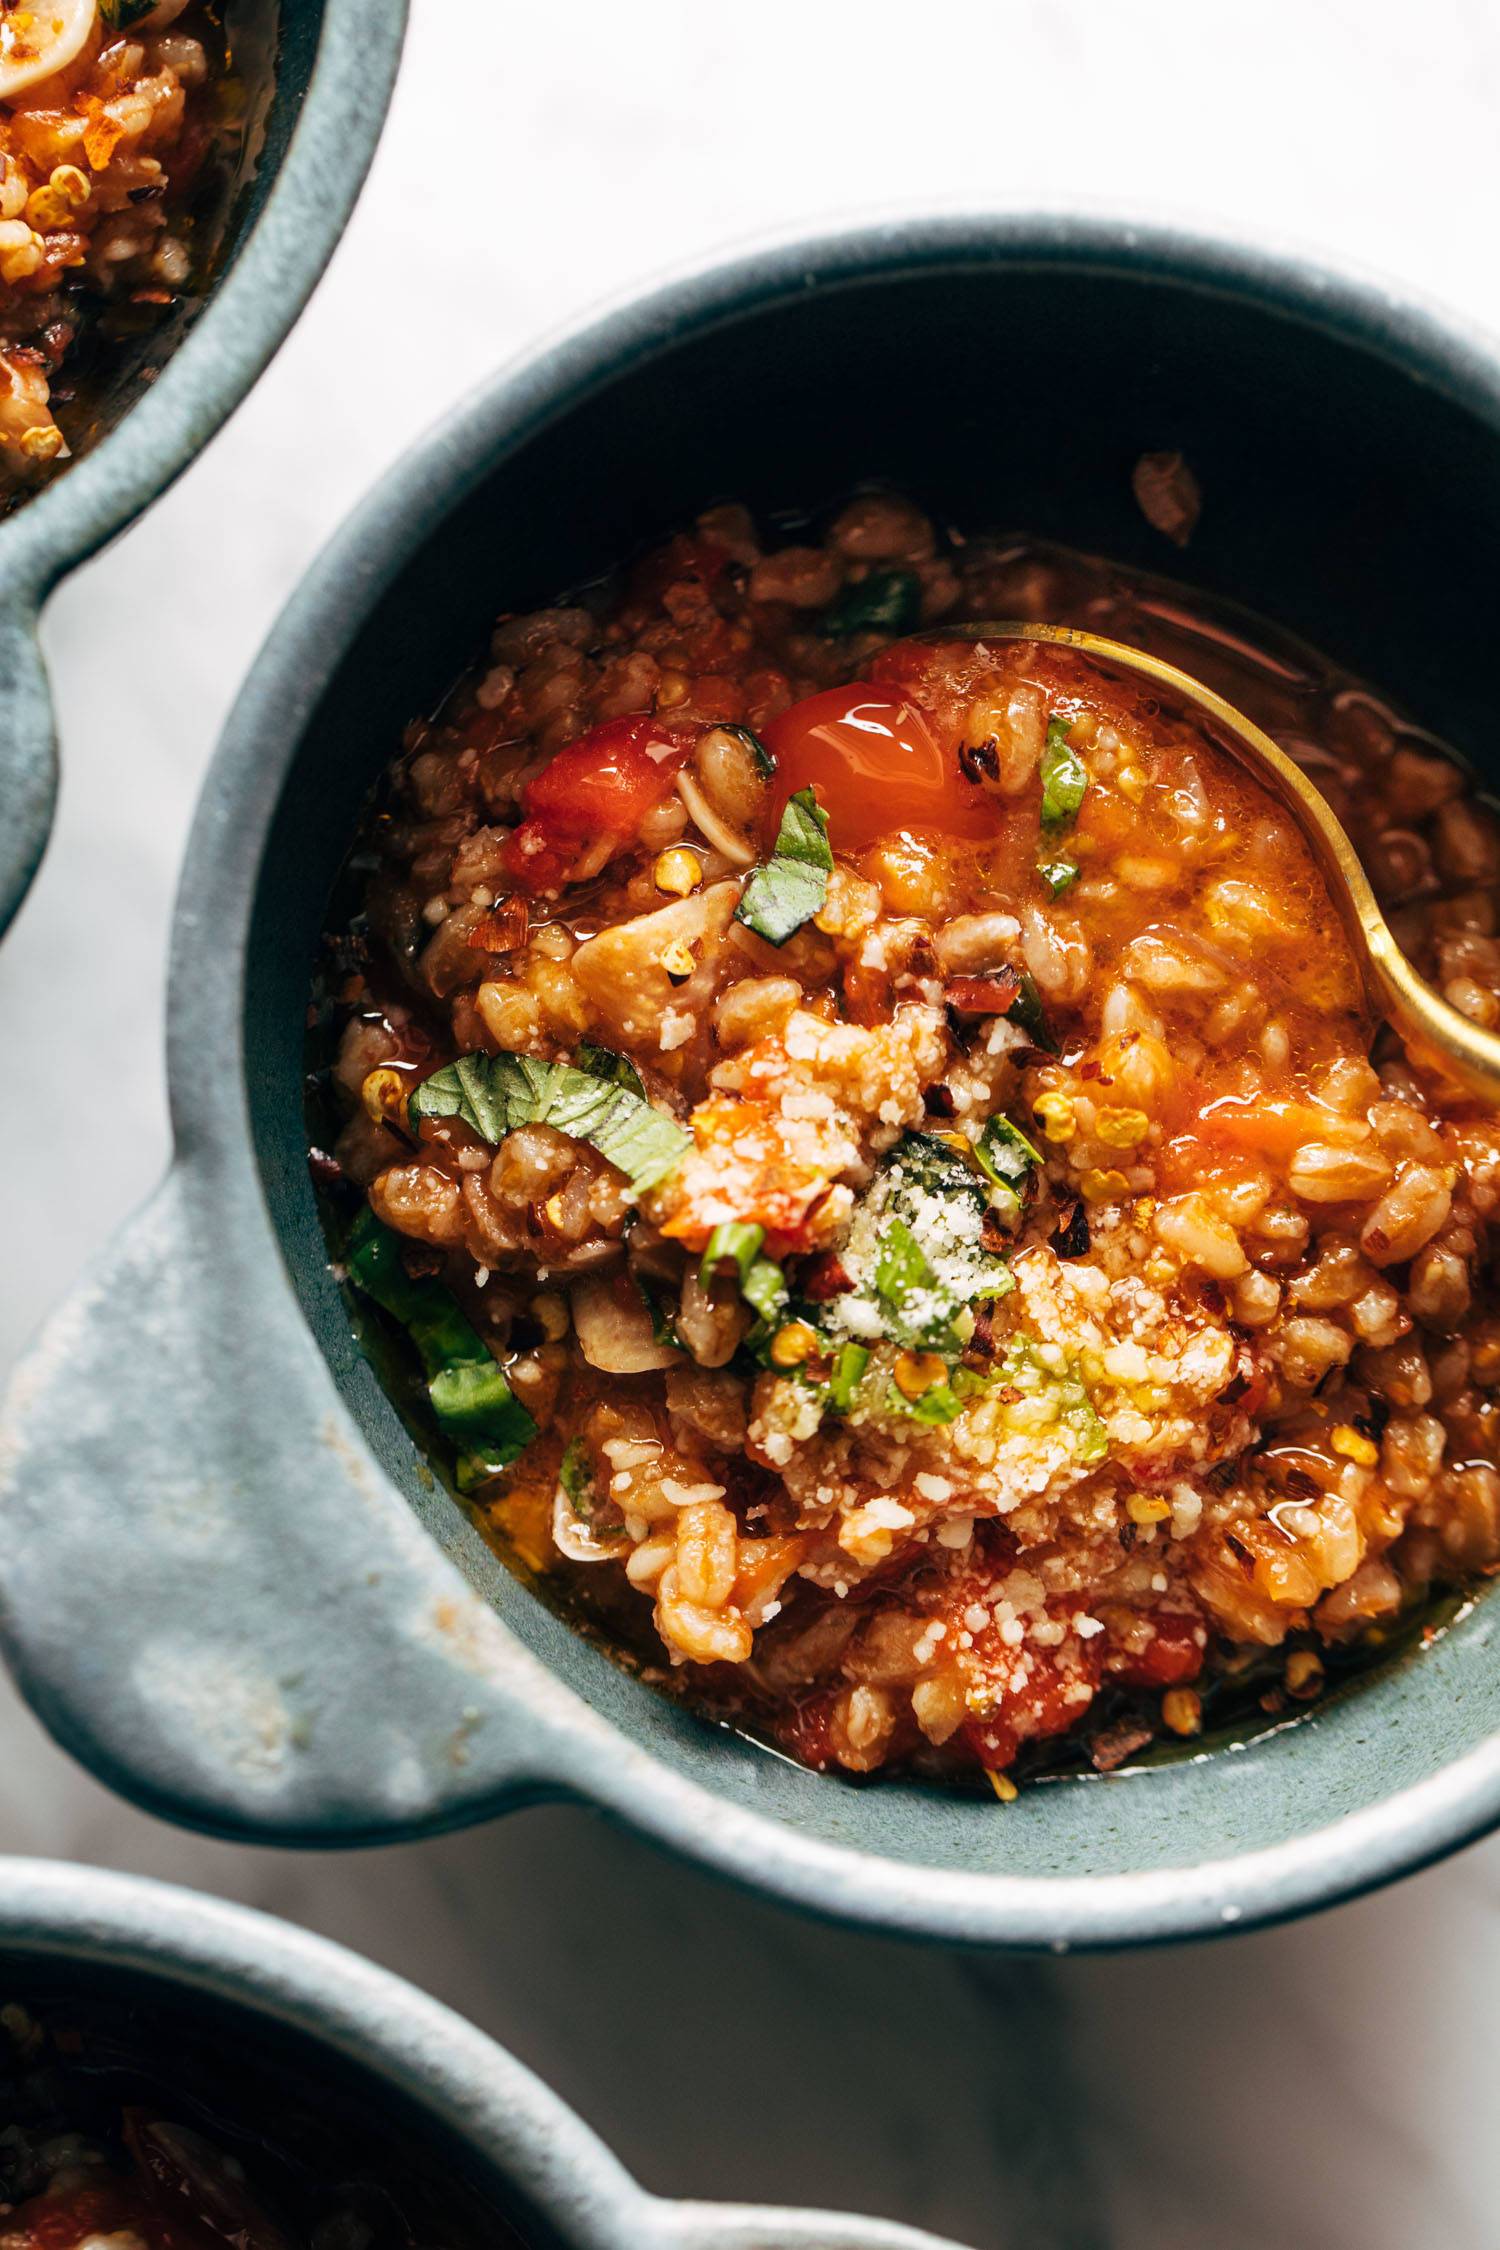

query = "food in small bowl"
0;1986;516;2250
0;1862;949;2250
0;0;244;499
311;497;1500;1791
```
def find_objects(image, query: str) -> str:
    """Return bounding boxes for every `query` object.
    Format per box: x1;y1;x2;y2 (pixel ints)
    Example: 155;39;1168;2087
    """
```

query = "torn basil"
559;1435;602;1519
828;1341;870;1411
734;786;833;945
975;1113;1042;1191
700;1221;766;1291
1040;715;1087;831
409;1047;689;1194
821;569;923;638
1008;971;1058;1053
346;1210;535;1486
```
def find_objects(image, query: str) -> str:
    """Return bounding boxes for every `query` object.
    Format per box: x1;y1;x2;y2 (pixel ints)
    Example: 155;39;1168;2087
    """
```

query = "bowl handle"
0;1170;579;1841
0;596;56;935
657;2206;968;2250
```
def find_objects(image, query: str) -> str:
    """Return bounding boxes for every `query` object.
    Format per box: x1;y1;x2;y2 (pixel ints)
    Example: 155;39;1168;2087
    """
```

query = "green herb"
346;1211;535;1485
1039;716;1088;831
1002;1338;1109;1465
886;1379;965;1426
575;1042;648;1097
409;1048;689;1194
741;1255;790;1330
1008;971;1058;1053
874;1217;939;1330
974;1112;1043;1192
821;569;923;638
697;1219;789;1344
700;1221;766;1291
734;786;833;945
639;1275;680;1350
1037;855;1079;897
559;1435;601;1519
828;1342;870;1411
99;0;157;25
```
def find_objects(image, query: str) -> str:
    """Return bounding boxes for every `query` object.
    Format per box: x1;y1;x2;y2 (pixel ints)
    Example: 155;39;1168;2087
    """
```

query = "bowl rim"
0;0;409;938
17;208;1500;1950
0;1857;955;2250
0;0;409;605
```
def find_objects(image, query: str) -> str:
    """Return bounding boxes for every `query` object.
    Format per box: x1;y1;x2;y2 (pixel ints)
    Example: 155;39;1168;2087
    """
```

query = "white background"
4;4;1500;2244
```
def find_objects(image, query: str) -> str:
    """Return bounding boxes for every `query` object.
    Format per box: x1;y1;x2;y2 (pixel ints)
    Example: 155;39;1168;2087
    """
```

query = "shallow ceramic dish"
5;213;1500;1949
0;1857;950;2250
0;0;407;937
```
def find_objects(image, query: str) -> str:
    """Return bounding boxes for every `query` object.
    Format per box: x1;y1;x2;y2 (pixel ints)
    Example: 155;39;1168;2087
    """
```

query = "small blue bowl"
5;214;1500;1949
0;1858;955;2250
0;0;407;936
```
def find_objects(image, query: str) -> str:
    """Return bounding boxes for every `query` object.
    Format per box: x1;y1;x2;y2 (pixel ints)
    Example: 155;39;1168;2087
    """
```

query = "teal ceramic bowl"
0;0;407;937
0;1858;954;2250
5;214;1500;1949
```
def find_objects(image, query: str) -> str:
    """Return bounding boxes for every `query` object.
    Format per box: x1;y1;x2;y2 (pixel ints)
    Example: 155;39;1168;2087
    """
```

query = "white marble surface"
4;2;1500;2243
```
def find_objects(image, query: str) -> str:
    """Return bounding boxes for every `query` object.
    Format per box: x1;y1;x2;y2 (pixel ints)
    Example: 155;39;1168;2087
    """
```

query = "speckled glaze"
0;0;407;937
0;1858;956;2250
5;214;1500;1949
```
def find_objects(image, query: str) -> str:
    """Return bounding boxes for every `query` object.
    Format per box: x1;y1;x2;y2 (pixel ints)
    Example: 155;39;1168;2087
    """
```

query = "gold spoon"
937;621;1500;1109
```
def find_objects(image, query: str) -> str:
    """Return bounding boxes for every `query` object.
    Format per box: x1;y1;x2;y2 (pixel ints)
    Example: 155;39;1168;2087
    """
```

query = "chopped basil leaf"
742;1256;790;1328
886;1379;965;1426
1040;716;1087;831
1009;971;1058;1053
821;569;923;638
639;1274;680;1349
575;1042;647;1098
410;1047;689;1194
1002;1338;1108;1464
559;1435;601;1518
874;1217;939;1331
734;786;833;945
346;1211;536;1481
974;1113;1043;1194
1037;856;1079;897
828;1341;870;1411
700;1221;766;1292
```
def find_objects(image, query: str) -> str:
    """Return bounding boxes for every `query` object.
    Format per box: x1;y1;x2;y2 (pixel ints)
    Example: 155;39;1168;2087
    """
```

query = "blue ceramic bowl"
0;1858;954;2250
0;0;407;937
5;214;1500;1949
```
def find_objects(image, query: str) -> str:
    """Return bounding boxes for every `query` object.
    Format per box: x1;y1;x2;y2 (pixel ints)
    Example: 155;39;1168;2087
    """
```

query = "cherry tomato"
502;714;694;893
763;682;999;851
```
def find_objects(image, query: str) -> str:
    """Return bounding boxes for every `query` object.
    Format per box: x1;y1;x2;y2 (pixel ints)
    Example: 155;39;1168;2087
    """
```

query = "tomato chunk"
945;972;1022;1016
502;715;694;893
764;682;998;851
1107;1608;1207;1689
963;1637;1103;1772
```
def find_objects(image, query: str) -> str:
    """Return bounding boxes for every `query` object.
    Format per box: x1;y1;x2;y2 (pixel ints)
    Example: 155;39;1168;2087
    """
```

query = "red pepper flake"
802;1253;853;1301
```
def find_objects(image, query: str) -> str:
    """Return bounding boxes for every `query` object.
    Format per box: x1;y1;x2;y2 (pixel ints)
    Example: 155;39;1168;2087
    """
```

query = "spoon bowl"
943;620;1500;1107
